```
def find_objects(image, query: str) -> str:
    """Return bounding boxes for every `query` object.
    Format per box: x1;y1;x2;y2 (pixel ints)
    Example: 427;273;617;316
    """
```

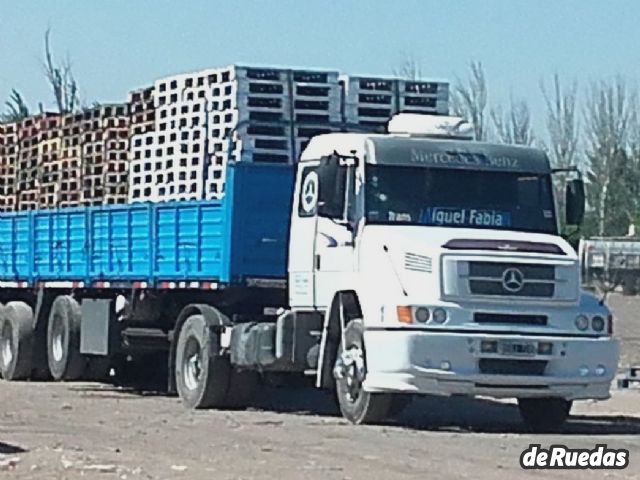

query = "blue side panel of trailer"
154;201;228;282
33;208;87;279
0;163;294;286
0;212;31;279
90;203;152;280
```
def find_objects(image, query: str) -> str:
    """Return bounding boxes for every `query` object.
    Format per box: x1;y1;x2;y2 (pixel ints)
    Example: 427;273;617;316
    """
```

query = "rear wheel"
518;397;572;432
334;319;391;424
47;295;85;381
175;314;230;409
0;302;34;380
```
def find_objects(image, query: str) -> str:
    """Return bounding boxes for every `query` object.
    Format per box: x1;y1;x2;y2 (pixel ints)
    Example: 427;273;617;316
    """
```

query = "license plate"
498;340;536;357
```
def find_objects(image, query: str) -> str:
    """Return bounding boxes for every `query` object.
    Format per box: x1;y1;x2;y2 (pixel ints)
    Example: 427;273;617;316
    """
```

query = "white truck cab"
288;114;619;429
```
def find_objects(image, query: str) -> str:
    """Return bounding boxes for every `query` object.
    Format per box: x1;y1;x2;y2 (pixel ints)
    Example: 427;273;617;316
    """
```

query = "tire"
175;314;230;409
518;398;572;432
334;319;391;424
47;295;86;381
0;302;34;380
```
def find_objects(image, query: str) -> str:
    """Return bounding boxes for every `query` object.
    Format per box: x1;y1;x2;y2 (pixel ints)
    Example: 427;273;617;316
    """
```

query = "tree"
43;28;79;114
541;74;580;171
583;78;637;236
540;74;580;231
1;89;30;122
491;97;534;145
452;61;488;141
393;55;422;80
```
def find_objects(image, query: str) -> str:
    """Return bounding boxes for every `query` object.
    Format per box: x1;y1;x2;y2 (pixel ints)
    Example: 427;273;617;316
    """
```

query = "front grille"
478;359;547;376
467;262;555;298
474;313;548;326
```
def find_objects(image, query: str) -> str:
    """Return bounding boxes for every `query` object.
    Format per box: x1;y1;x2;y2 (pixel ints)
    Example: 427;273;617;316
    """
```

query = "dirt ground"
1;293;639;480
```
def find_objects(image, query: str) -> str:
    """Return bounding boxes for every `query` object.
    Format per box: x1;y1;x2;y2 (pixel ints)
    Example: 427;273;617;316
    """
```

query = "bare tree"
43;28;79;114
1;89;30;122
541;74;580;170
584;78;637;236
491;97;534;145
393;54;422;80
452;61;488;141
540;75;580;230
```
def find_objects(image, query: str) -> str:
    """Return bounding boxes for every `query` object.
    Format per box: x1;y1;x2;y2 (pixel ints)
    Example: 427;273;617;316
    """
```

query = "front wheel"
518;397;572;432
175;314;231;409
334;319;391;424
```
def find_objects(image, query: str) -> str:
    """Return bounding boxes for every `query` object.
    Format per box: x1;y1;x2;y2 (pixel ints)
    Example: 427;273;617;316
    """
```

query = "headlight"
414;307;430;323
575;314;589;331
591;315;605;332
432;308;448;324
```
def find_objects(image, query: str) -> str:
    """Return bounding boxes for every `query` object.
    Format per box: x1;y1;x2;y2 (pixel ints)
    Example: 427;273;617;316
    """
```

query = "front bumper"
363;329;619;400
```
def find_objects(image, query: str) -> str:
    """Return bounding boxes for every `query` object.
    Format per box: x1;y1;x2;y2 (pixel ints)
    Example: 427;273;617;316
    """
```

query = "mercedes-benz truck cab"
290;114;619;429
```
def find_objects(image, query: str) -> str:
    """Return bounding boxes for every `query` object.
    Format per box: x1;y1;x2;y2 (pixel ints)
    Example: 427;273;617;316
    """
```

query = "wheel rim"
1;321;13;367
51;314;65;363
183;336;202;391
340;344;366;403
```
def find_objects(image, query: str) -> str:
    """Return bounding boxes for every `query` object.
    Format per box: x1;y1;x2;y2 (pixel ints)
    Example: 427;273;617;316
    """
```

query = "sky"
1;0;639;135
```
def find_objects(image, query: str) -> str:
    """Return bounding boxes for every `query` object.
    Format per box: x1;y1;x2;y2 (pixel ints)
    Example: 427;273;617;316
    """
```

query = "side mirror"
565;178;585;226
317;156;346;218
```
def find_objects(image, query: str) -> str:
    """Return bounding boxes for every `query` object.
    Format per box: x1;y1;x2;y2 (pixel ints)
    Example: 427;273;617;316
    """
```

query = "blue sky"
1;0;638;134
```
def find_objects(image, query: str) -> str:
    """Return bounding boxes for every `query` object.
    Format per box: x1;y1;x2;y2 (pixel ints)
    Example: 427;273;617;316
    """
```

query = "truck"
0;114;619;431
579;236;640;295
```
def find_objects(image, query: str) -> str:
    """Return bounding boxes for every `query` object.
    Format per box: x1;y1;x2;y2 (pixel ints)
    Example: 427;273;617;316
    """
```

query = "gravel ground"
0;292;638;479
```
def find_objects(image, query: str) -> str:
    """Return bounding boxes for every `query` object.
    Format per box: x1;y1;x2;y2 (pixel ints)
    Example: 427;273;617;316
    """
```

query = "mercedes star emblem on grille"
501;267;525;293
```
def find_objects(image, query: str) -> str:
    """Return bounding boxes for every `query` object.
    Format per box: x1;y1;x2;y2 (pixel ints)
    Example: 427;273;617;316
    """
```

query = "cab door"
288;162;320;308
313;155;359;309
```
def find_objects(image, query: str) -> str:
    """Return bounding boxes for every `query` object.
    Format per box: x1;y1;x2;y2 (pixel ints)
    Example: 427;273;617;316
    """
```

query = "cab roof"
300;133;551;174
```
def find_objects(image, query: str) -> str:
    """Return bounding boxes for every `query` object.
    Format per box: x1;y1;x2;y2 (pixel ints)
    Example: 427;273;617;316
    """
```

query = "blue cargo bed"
0;163;293;287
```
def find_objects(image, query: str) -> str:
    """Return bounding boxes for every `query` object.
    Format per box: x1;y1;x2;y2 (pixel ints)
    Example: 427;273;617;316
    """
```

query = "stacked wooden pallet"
205;66;341;198
0;122;18;212
81;105;130;205
37;115;63;209
340;75;449;130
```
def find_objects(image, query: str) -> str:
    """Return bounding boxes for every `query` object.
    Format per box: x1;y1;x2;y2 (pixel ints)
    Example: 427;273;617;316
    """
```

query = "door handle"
315;254;321;270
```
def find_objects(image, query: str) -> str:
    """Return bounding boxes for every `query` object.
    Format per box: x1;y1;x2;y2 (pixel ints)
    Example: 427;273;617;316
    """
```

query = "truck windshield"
365;165;557;234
